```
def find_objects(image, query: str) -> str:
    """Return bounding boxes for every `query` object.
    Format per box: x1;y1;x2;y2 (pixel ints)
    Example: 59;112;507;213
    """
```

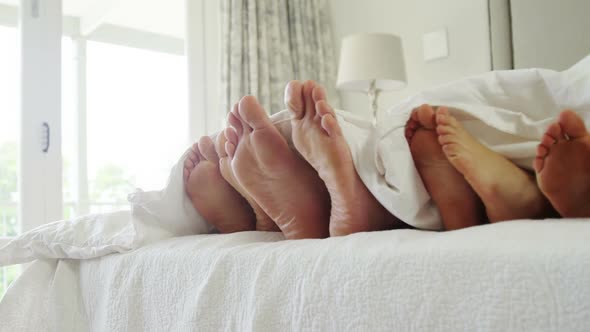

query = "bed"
2;1;590;331
2;220;589;331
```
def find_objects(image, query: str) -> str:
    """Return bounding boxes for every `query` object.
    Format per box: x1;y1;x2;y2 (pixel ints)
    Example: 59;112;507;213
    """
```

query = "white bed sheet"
2;220;589;331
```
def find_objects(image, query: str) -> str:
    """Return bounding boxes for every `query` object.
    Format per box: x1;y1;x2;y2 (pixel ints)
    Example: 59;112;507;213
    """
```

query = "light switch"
423;28;448;62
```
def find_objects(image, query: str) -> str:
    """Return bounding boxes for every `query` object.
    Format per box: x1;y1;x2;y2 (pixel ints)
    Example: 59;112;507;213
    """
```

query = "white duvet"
1;57;590;331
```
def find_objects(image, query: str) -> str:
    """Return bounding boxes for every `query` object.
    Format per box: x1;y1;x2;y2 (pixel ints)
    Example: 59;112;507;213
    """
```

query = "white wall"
329;0;492;117
511;0;590;71
186;0;221;139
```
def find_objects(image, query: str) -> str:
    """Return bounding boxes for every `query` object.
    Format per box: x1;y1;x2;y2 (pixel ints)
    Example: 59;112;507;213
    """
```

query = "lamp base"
367;79;380;128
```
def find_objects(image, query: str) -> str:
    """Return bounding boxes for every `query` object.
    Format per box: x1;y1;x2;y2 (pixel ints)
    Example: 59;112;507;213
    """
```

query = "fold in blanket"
1;56;589;266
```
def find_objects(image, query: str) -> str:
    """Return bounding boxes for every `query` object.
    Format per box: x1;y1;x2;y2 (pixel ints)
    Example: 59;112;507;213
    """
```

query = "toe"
238;95;273;130
303;80;317;119
224;127;239;147
311;85;327;103
406;118;419;130
417;104;437;129
436;124;455;136
438;133;456;145
198;136;219;162
285;80;305;119
188;144;200;163
218;156;234;184
228;105;244;137
544;122;562;142
316;100;335;118
321;113;342;137
559;109;588;139
541;132;557;148
435;107;453;126
234;101;252;135
536;144;549;158
184;154;196;172
225;141;237;158
216;131;228;158
534;157;545;173
405;126;416;140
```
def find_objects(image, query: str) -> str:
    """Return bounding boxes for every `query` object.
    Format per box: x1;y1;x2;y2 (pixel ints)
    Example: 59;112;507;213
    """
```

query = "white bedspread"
2;220;590;331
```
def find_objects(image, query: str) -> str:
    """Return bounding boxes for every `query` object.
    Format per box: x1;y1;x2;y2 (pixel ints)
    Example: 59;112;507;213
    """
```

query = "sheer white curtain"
220;0;339;115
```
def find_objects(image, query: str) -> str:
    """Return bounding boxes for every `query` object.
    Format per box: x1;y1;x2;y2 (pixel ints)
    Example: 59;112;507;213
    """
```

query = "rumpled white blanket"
1;57;590;331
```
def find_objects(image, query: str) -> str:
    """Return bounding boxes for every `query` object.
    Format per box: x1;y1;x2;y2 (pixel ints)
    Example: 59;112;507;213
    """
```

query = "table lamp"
336;33;407;127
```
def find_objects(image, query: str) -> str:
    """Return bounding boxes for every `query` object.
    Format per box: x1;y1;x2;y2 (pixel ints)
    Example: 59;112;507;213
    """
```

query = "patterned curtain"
220;0;339;115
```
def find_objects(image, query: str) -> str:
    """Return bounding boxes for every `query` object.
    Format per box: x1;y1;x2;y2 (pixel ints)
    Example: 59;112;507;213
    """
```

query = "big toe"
198;136;219;162
559;110;588;139
285;80;305;119
416;104;437;129
238;95;273;130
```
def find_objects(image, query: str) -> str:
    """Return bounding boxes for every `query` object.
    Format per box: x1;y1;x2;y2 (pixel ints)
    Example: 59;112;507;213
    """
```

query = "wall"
329;0;492;117
186;0;221;139
511;0;590;71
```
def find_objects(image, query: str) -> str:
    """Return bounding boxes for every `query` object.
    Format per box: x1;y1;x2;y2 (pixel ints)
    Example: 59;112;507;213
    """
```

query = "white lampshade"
336;33;407;92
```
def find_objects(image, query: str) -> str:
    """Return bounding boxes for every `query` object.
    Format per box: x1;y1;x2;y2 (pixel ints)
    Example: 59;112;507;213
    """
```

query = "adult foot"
224;95;331;239
286;80;402;236
436;107;553;222
406;104;485;230
183;136;256;233
217;112;280;232
534;110;590;217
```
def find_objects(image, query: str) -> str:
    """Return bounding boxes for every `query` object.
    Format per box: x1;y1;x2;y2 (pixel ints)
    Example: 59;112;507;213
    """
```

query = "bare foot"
183;136;255;233
436;107;553;222
217;108;280;232
534;110;590;217
406;104;485;230
224;95;331;239
286;80;401;236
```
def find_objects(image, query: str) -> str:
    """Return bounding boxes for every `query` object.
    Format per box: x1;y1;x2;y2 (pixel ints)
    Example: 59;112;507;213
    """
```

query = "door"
0;0;63;296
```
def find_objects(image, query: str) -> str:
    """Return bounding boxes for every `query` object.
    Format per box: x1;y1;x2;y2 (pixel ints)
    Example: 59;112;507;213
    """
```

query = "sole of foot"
224;95;331;239
217;111;280;232
183;135;256;233
406;104;485;230
436;107;553;222
534;110;590;217
286;80;402;236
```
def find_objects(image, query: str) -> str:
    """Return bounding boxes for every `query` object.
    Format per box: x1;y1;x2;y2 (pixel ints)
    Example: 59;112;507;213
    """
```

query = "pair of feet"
184;81;401;239
407;105;590;230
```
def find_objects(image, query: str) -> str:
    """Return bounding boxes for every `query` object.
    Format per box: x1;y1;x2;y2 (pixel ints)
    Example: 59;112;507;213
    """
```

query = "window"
1;8;189;299
62;41;188;217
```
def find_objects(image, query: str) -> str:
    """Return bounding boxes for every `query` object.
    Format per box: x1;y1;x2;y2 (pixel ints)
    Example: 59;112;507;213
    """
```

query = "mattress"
2;219;589;331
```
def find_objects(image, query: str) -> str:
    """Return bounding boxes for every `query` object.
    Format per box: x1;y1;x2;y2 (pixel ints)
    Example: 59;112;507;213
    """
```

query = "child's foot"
406;104;485;230
216;113;280;232
534;110;590;217
436;107;553;222
225;95;331;239
286;80;402;236
183;136;256;233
